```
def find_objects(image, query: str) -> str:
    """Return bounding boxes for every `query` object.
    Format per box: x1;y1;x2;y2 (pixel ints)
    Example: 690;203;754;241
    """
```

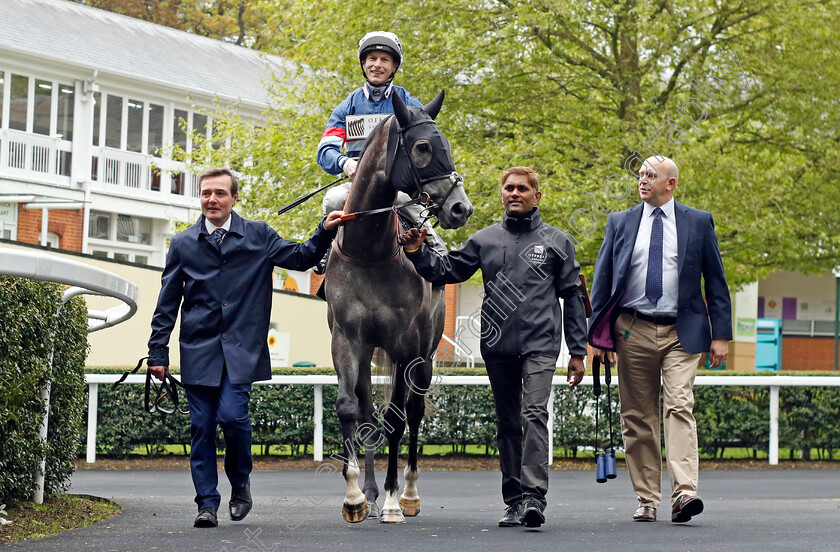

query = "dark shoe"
520;498;545;528
313;250;329;275
671;495;703;523
194;507;218;528
229;480;253;521
633;505;657;522
498;502;522;527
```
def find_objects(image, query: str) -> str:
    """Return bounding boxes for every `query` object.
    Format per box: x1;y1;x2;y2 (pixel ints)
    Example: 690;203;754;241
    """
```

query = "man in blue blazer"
588;156;731;524
148;167;344;528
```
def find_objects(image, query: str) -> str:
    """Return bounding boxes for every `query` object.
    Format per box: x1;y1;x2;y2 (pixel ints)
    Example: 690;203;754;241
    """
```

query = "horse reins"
113;356;189;416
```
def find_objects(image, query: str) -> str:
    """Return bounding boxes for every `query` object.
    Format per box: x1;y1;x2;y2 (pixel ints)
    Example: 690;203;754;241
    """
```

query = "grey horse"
324;90;473;523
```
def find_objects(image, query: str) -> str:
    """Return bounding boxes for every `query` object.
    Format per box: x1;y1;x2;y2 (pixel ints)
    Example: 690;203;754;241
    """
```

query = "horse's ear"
392;92;411;128
423;90;445;120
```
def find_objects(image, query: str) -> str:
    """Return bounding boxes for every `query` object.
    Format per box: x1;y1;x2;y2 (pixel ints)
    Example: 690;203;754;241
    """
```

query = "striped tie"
645;207;663;304
213;228;227;247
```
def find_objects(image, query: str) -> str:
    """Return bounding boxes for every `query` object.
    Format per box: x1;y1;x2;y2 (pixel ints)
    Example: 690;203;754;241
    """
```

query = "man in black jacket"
400;166;588;528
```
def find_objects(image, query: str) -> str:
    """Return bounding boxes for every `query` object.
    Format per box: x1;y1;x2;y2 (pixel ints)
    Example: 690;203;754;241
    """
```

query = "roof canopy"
0;0;297;107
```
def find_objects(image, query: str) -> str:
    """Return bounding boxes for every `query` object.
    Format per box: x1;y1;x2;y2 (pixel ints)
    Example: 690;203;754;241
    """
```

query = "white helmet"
357;31;403;77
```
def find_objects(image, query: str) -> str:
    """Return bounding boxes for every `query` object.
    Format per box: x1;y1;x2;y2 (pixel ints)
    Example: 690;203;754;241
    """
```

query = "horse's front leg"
380;375;408;523
400;358;432;517
358;380;381;519
333;333;371;523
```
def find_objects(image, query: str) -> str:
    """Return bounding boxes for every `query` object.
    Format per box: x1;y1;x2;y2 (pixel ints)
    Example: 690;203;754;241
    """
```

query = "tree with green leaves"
149;0;840;288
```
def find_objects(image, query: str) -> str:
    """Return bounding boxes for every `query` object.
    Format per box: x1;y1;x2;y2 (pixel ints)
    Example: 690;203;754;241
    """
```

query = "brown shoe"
671;495;704;523
633;505;657;522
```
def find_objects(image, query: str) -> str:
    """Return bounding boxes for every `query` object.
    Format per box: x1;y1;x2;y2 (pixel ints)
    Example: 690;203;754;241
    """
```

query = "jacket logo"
526;244;547;265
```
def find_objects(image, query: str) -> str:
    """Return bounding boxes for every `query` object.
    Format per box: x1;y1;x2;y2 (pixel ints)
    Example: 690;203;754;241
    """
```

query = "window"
89;210;111;239
192;113;208;148
33;79;52;135
92;91;101;146
9;74;28;131
127;99;143;153
46;231;60;249
151;166;162;192
91;250;109;259
0;71;4;128
134;255;149;266
147;103;164;156
57;84;74;141
171;172;185;195
114;252;129;262
173;109;187;151
116;214;151;244
105;94;123;148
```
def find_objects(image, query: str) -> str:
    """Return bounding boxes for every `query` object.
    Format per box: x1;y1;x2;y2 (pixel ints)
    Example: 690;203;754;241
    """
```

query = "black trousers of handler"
485;353;557;509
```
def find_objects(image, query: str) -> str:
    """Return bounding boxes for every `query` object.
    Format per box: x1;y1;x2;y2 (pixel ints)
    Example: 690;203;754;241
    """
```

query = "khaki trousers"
615;311;702;509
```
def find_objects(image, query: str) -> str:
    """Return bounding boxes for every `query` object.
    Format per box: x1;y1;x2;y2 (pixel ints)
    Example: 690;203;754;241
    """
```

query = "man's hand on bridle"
400;228;427;251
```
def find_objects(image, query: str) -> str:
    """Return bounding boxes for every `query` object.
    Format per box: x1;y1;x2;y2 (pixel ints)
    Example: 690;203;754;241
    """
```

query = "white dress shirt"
622;198;678;316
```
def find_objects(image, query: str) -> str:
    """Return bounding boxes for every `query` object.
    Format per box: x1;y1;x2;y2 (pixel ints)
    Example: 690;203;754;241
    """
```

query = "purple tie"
213;228;227;247
645;208;663;304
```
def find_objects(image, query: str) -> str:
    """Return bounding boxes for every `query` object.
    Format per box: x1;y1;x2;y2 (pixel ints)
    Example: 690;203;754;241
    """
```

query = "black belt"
621;307;676;325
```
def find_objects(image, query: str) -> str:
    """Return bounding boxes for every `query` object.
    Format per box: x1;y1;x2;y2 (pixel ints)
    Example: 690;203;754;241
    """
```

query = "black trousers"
485;353;556;508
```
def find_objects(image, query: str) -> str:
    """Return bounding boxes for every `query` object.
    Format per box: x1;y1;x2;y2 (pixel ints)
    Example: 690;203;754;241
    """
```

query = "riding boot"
314;248;330;275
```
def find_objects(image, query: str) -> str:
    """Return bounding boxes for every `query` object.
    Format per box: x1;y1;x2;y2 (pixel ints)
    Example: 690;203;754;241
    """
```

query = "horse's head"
387;91;473;229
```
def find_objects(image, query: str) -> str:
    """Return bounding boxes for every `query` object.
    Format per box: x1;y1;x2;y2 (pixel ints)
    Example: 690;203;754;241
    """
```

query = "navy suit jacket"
588;201;732;354
148;211;335;386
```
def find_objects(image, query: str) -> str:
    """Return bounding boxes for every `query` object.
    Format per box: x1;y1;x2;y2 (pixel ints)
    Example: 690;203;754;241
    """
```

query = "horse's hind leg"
333;333;371;523
400;359;432;517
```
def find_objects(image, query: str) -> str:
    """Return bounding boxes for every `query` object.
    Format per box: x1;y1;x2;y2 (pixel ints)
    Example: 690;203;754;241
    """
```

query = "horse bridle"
113;356;189;416
392;118;464;226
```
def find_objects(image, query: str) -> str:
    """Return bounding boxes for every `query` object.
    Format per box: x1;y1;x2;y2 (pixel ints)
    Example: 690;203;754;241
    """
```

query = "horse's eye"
413;140;433;168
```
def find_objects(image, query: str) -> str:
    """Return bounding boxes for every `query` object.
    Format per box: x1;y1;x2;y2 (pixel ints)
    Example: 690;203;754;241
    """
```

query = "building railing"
90;148;200;203
0;128;72;185
82;374;840;467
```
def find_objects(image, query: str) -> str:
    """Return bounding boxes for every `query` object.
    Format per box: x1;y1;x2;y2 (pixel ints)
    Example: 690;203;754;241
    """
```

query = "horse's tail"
371;349;437;418
371;347;395;410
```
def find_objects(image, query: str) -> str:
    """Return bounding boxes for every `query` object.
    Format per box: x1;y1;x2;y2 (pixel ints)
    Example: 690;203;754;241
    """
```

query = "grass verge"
0;494;120;544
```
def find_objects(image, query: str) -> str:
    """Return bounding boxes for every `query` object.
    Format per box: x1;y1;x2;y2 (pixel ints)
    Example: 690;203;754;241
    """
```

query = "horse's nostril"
451;203;465;216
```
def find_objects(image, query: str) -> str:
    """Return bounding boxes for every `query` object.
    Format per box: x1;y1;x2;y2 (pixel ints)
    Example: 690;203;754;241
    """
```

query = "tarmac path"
3;468;839;551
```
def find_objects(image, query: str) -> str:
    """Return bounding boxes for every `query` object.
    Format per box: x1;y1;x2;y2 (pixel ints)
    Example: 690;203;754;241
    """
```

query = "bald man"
588;156;731;524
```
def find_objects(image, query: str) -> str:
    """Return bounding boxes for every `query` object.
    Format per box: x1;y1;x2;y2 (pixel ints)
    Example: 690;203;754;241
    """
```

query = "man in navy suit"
147;167;344;528
588;156;731;524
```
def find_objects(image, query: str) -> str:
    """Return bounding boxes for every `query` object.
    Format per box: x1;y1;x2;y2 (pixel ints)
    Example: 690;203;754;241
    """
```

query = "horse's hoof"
379;507;406;523
367;501;380;519
399;497;421;517
342;499;370;523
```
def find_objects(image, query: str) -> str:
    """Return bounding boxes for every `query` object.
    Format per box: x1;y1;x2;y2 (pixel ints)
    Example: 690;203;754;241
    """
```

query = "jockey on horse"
315;30;447;274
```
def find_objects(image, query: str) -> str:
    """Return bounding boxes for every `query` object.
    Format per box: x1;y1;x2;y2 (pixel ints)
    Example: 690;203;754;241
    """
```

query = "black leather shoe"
229;480;253;521
498;502;522;527
194;507;218;528
671;495;703;523
521;498;545;528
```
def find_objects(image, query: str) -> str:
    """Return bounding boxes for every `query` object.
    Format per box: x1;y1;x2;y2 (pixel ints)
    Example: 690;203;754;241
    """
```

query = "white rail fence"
83;374;840;467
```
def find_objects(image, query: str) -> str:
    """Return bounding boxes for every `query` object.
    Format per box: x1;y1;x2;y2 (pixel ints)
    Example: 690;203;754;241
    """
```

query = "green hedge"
90;376;840;460
1;277;89;503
